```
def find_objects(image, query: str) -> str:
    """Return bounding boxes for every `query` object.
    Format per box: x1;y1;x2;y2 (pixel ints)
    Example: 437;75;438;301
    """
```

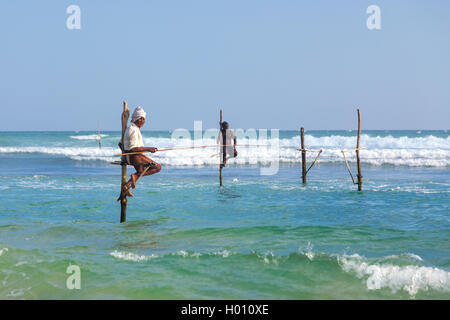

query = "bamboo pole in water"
219;109;223;186
120;101;130;222
356;109;362;191
97;120;102;149
301;127;307;184
120;165;127;223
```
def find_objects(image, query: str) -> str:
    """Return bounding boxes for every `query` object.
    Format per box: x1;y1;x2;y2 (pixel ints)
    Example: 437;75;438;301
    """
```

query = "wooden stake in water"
356;109;362;191
301;127;307;184
120;101;130;223
219;109;223;186
120;165;127;223
96;120;102;149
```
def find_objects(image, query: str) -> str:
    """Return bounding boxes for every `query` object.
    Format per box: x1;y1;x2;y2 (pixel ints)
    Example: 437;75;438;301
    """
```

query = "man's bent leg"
125;158;161;191
136;161;161;180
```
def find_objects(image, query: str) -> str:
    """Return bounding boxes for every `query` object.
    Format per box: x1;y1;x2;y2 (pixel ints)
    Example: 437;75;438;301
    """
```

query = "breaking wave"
0;248;8;257
107;248;450;297
109;250;157;262
338;253;450;296
70;134;108;140
0;146;117;163
1;134;449;167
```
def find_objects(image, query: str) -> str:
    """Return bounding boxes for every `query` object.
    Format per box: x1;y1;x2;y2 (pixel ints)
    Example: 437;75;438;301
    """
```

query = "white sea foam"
338;254;450;296
213;250;232;258
254;251;279;265
0;248;8;257
1;134;449;167
172;250;235;259
407;254;424;261
299;242;315;261
174;250;202;258
0;146;116;158
177;250;188;257
109;250;157;262
6;287;32;298
70;134;108;140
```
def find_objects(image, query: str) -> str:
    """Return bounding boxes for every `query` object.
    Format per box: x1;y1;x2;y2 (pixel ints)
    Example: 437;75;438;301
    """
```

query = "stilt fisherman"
217;121;238;168
121;106;161;197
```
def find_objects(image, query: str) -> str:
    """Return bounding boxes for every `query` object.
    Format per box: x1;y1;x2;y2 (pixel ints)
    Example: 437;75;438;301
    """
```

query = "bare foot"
122;184;134;197
124;187;133;197
130;174;137;189
117;186;133;201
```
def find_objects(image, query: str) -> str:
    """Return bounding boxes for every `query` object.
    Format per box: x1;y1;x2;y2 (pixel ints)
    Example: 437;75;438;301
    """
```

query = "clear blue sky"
1;0;449;131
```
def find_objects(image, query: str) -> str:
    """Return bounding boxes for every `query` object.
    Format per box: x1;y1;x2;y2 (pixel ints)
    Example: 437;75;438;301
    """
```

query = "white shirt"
217;129;235;147
217;129;236;158
124;122;144;150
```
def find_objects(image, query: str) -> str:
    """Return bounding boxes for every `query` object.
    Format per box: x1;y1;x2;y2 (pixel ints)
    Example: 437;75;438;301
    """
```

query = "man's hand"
146;147;158;153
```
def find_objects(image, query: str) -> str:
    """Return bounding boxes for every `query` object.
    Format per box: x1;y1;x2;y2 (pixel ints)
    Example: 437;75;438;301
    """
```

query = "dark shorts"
131;154;158;168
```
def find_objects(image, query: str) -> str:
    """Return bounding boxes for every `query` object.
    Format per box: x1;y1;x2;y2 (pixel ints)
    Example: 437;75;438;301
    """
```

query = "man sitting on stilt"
122;106;161;197
217;121;238;168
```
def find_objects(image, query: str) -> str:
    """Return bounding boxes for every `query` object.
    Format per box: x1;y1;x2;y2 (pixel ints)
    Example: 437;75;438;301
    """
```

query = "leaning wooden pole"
301;127;307;184
219;109;223;186
356;109;362;191
120;101;130;222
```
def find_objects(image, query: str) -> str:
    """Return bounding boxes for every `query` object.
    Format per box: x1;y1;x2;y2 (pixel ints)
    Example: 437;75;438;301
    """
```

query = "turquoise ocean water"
0;130;449;299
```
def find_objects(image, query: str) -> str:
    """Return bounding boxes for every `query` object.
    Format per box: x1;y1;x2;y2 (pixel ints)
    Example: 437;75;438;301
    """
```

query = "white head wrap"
131;106;146;122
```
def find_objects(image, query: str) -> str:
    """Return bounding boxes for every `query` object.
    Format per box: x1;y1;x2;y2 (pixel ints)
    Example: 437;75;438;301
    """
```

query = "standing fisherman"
120;106;161;197
217;121;238;168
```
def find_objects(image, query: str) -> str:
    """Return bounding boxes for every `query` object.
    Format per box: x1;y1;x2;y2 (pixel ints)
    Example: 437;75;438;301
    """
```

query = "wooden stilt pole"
120;165;127;223
301;127;307;184
356;109;362;191
219;109;223;186
120;101;130;222
97;120;102;149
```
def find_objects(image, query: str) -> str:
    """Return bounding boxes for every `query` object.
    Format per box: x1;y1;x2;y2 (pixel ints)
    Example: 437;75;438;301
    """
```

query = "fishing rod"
113;144;284;157
114;145;216;157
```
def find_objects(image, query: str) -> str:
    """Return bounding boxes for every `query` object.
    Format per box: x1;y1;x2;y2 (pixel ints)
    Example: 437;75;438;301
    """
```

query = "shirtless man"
122;106;161;197
217;121;238;168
